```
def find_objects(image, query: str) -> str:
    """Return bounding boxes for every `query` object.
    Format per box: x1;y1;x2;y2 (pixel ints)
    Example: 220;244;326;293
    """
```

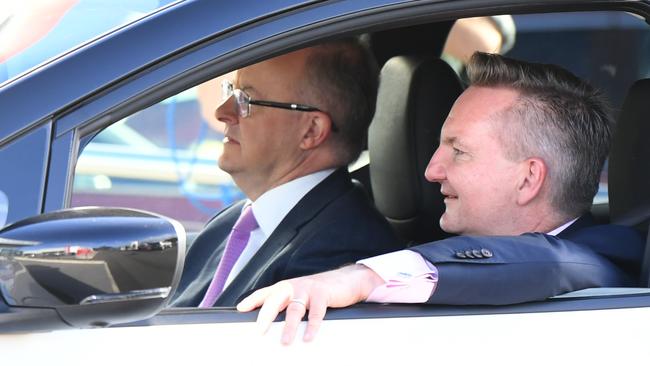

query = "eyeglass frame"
219;80;338;132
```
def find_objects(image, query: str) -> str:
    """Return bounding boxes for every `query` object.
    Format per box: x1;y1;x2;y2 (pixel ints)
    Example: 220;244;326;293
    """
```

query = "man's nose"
424;148;446;182
215;96;238;125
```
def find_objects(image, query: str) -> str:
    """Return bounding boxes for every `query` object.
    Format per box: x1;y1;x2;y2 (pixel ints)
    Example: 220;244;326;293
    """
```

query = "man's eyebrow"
239;84;255;93
440;136;457;145
440;136;471;151
233;77;256;93
243;85;264;99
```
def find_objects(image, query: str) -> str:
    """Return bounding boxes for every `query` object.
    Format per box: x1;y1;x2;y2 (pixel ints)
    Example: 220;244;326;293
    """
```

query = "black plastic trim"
119;292;650;328
0;307;71;333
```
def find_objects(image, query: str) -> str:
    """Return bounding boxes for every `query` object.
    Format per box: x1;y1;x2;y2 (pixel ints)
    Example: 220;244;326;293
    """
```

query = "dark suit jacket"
410;215;644;305
172;168;403;306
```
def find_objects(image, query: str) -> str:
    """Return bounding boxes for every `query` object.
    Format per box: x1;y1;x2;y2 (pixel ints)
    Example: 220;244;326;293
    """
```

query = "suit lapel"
198;201;245;263
214;168;353;305
171;201;244;306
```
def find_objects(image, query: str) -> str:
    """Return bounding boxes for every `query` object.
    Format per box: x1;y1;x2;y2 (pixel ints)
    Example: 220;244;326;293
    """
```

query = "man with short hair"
172;38;402;307
237;52;644;344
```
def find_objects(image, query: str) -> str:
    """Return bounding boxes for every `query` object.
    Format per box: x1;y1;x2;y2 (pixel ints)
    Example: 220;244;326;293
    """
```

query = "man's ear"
299;111;332;150
516;157;547;206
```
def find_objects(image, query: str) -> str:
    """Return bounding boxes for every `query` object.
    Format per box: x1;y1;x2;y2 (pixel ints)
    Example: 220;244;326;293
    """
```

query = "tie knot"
233;205;258;233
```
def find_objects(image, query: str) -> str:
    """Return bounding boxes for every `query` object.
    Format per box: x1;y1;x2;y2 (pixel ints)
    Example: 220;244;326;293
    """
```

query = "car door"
1;1;649;364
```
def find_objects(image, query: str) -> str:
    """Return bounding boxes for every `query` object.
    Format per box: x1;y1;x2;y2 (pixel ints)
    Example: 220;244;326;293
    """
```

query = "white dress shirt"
547;217;578;236
223;169;336;288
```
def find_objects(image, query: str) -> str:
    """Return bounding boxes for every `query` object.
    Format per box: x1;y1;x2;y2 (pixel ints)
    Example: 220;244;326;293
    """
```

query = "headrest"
609;79;650;228
363;22;453;67
369;56;463;244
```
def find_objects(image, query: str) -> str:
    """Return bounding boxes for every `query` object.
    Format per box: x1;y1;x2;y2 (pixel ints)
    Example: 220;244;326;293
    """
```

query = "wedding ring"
290;298;307;307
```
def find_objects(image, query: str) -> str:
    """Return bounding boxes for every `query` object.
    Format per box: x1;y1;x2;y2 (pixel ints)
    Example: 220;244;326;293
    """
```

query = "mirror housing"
0;207;185;331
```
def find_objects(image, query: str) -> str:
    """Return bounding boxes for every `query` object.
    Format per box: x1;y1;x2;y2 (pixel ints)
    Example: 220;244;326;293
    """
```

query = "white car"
0;0;648;364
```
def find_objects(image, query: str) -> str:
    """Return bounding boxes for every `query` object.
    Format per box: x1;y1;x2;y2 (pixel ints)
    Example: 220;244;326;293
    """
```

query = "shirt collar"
547;217;579;236
248;169;336;238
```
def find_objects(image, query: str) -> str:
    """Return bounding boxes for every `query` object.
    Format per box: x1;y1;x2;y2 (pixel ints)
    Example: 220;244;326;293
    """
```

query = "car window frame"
34;0;650;328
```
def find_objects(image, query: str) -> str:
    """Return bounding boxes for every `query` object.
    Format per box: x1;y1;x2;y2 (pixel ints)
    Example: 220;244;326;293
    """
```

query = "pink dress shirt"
359;250;437;303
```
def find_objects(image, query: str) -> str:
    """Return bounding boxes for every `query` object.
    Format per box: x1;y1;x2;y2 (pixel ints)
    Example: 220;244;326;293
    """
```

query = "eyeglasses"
219;80;338;132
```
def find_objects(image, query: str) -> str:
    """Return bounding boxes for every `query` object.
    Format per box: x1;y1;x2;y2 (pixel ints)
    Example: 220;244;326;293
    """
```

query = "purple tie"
199;205;258;307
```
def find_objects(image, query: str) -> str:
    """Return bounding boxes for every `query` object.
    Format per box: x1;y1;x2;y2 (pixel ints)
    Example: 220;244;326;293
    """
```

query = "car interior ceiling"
350;17;650;288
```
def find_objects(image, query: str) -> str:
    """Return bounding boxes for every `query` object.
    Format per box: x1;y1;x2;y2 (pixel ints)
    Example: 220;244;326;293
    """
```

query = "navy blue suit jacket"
411;215;644;305
172;168;403;306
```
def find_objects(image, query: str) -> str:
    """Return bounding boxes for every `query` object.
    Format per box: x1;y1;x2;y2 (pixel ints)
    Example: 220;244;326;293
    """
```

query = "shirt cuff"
358;250;438;303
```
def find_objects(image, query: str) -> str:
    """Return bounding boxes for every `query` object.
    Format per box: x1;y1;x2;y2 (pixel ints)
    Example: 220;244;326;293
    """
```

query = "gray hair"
303;38;379;165
467;52;613;217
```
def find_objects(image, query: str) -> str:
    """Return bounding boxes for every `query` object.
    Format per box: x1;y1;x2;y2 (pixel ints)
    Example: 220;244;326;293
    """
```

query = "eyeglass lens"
221;80;250;118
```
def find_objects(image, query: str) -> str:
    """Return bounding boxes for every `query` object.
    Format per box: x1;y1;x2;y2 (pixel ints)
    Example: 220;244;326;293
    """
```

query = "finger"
255;282;293;335
303;292;327;342
236;286;272;312
281;297;309;345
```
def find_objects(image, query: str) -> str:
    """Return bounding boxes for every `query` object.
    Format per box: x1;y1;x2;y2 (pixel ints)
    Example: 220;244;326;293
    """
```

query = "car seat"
368;55;463;245
608;78;650;285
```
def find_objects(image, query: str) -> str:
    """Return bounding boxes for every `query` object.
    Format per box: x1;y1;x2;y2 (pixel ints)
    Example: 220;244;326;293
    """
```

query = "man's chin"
217;156;238;175
439;214;461;235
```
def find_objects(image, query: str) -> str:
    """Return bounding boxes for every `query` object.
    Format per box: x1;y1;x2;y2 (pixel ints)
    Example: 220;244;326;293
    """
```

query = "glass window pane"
71;81;244;232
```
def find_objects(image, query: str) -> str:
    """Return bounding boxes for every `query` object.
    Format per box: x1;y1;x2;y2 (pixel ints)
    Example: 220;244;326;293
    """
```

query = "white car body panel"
2;306;649;365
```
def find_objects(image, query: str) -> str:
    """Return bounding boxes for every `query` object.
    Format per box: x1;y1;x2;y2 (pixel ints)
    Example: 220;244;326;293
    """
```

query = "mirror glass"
0;207;185;307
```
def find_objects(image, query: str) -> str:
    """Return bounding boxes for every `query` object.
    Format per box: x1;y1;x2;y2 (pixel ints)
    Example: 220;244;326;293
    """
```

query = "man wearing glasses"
172;38;403;307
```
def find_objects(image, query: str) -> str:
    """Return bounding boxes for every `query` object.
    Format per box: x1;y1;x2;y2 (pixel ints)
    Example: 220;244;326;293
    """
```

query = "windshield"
0;0;180;85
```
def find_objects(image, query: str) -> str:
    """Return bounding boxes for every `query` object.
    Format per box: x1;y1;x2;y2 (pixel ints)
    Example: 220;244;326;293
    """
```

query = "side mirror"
0;207;185;332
